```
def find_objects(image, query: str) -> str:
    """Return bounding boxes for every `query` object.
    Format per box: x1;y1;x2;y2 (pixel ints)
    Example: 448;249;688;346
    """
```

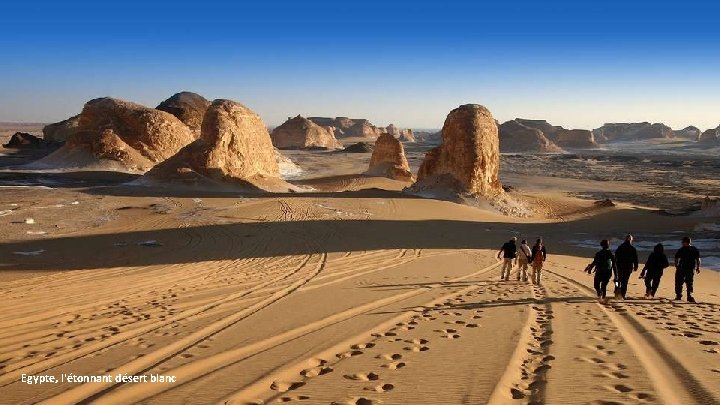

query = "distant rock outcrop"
699;125;720;144
366;133;413;181
385;124;400;136
415;130;442;144
499;120;562;153
399;128;416;142
146;99;291;191
270;115;341;149
43;115;80;143
674;126;701;140
593;122;674;142
554;129;596;148
308;117;384;138
342;142;374;153
156;91;211;134
510;118;596;149
383;124;415;142
411;104;502;196
4;132;60;149
38;98;196;171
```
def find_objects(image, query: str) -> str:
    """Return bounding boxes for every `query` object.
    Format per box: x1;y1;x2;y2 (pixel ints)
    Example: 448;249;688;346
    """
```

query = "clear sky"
1;0;719;130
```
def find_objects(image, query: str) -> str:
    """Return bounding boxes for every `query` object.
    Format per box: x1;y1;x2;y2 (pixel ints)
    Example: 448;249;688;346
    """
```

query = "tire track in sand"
73;262;502;405
0;250;320;388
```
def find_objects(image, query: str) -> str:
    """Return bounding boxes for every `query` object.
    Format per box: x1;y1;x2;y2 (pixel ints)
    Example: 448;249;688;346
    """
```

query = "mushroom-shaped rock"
366;133;413;181
156;91;211;134
271;115;341;149
411;104;503;196
146;99;292;191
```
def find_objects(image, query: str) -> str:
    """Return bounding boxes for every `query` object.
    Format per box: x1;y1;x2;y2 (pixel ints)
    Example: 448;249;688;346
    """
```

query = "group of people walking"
497;234;702;304
497;237;547;285
585;235;701;304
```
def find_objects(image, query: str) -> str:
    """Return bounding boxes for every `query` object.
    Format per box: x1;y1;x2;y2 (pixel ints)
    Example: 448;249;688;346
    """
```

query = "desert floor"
1;140;719;405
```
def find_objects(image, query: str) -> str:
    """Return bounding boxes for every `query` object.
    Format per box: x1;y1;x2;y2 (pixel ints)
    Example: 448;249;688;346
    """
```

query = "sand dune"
1;181;719;404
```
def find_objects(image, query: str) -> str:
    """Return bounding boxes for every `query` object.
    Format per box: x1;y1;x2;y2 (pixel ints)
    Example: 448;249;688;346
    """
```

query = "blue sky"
1;0;719;130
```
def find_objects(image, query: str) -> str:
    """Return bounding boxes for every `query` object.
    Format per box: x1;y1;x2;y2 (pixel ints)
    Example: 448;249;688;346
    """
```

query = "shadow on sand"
0;208;658;273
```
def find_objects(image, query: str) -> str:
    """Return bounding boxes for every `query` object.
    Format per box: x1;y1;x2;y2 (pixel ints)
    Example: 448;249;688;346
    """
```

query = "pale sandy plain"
1;133;719;405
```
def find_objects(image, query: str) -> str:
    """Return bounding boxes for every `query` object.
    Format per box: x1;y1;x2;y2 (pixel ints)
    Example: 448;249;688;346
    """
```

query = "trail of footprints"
505;283;555;403
262;281;526;404
544;271;657;403
630;302;720;357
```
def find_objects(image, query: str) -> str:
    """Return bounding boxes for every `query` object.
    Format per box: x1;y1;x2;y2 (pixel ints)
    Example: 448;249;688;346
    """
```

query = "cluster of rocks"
499;118;596;152
592;122;673;142
34;92;295;191
304;116;415;142
307;117;383;139
270;115;341;149
40;97;197;171
32;92;511;207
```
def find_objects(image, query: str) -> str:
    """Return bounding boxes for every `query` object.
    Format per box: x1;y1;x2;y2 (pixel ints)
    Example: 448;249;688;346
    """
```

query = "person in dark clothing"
585;239;617;304
674;236;701;303
497;237;518;281
639;243;669;298
530;239;547;285
614;234;639;299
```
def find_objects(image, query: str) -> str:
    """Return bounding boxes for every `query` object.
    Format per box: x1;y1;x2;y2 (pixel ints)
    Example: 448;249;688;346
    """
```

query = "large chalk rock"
366;133;413;181
412;104;503;196
37;97;196;171
146;99;292;191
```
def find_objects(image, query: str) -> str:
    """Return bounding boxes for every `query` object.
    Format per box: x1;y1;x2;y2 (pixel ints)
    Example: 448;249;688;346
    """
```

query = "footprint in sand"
344;372;379;381
351;343;375;350
382;361;406;370
699;340;718;346
300;366;333;378
342;398;374;405
371;383;394;392
609;384;633;393
378;353;402;361
336;350;364;359
278;395;311;402
271;381;306;392
404;345;430;351
441;334;461;339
